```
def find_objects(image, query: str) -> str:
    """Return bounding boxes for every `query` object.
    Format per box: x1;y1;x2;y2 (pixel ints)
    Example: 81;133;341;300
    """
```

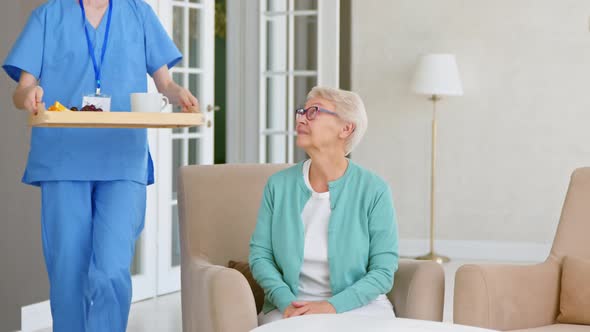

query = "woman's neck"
79;0;109;28
80;0;109;9
307;151;348;193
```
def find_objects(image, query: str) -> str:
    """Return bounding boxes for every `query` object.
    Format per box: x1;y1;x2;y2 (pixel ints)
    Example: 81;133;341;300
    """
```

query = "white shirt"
298;159;333;301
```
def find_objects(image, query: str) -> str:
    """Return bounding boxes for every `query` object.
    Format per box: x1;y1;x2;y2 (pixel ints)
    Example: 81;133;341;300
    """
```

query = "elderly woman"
249;87;399;325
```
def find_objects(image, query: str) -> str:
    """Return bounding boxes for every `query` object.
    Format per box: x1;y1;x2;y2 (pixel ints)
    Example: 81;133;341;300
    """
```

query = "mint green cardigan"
249;160;399;314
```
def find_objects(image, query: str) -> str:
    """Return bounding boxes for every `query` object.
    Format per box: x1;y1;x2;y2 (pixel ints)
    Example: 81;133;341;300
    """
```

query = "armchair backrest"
550;167;590;261
178;164;291;266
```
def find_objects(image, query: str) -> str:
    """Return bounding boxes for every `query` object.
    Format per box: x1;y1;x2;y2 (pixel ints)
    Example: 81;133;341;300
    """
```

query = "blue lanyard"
79;0;113;95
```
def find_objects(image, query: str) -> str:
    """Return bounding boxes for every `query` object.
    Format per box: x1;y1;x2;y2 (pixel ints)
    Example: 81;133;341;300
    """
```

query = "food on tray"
47;101;69;112
46;102;103;112
80;105;103;112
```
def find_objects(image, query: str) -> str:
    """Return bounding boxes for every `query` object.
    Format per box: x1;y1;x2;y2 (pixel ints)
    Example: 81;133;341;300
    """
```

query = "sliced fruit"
47;101;69;112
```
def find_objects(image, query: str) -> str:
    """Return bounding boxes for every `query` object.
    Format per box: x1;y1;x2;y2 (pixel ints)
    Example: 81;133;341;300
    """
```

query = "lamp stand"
416;95;450;264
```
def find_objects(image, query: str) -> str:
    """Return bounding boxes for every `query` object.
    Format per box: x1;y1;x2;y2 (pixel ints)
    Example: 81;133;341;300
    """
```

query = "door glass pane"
171;204;181;267
172;72;185;133
295;0;317;11
266;134;288;164
172;139;183;201
266;17;288;72
266;0;287;12
293;76;316;163
173;6;185;67
188;73;201;102
294;76;317;107
266;76;288;130
189;8;201;68
294;15;317;71
189;74;201;133
188;138;200;165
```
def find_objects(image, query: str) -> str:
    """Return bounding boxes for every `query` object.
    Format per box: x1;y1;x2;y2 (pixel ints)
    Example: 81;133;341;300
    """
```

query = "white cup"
131;93;169;113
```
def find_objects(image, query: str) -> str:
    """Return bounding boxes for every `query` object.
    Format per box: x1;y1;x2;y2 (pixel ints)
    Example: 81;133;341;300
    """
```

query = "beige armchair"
178;164;445;332
454;168;590;331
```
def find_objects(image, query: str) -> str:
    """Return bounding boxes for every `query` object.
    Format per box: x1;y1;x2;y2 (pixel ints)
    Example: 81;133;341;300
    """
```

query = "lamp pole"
416;94;450;264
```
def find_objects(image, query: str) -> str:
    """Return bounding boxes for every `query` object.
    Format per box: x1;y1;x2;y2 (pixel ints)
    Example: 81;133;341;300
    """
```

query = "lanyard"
79;0;113;95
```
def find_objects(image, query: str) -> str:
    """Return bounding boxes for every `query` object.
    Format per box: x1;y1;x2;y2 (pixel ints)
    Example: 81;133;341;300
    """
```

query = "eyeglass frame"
295;106;339;121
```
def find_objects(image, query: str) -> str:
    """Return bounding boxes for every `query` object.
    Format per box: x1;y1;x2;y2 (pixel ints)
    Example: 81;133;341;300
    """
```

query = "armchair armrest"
388;259;445;321
453;259;560;330
181;258;258;332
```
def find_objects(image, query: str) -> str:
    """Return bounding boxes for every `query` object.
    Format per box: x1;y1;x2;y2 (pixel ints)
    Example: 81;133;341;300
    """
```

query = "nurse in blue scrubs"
3;0;197;331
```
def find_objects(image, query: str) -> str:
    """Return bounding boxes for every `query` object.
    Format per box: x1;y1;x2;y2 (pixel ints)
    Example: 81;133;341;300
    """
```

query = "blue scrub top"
3;0;182;186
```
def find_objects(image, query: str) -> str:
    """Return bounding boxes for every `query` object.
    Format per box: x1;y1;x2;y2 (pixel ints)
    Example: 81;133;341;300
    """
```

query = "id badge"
82;94;111;112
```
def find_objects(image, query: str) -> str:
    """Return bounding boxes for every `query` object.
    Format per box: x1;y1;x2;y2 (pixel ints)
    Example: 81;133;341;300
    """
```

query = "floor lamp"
411;54;463;264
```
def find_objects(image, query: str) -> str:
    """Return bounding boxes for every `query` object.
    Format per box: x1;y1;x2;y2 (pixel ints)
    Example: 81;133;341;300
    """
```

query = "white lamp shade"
411;54;463;96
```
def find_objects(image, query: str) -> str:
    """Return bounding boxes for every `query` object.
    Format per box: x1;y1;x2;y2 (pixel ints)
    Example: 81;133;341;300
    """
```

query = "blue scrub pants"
40;181;146;332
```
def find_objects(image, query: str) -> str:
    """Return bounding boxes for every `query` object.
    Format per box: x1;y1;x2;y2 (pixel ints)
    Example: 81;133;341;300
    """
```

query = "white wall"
350;0;590;247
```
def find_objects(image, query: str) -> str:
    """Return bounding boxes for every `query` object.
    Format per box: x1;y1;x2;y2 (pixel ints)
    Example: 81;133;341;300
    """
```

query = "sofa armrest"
453;260;560;330
181;258;258;332
388;259;445;321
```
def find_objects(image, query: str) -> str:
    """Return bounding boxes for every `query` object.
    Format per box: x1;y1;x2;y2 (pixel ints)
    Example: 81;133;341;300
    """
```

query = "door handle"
206;105;221;112
205;105;219;128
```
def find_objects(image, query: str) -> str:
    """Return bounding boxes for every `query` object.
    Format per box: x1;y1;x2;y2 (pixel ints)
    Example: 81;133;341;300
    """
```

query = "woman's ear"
339;122;356;139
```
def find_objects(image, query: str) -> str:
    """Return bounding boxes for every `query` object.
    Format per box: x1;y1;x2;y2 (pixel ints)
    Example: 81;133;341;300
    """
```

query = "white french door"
134;0;215;299
258;0;339;164
156;0;215;296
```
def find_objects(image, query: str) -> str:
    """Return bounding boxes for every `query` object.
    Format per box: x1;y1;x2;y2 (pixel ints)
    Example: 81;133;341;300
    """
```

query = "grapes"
80;105;102;112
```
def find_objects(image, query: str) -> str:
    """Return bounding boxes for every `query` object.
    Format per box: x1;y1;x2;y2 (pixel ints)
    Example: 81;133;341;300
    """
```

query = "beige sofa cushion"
511;324;590;331
556;256;590;325
228;260;265;314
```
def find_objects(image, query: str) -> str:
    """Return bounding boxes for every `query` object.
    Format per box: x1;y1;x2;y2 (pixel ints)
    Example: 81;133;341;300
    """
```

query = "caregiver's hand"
169;83;199;113
13;70;43;114
152;65;200;113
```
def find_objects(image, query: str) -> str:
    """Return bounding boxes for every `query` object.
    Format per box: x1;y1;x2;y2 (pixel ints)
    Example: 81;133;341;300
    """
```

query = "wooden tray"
30;103;203;128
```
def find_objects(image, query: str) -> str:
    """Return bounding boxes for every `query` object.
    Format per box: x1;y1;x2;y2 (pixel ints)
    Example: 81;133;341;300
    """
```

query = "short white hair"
307;86;368;155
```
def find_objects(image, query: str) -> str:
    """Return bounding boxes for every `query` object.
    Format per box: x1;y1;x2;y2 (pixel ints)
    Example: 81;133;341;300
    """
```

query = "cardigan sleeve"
328;185;399;313
249;180;297;313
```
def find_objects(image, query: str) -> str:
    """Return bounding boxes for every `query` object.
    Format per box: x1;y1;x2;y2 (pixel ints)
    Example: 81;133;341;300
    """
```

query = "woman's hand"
283;301;336;318
23;86;44;114
166;83;199;113
283;303;309;318
13;71;43;114
152;65;199;113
